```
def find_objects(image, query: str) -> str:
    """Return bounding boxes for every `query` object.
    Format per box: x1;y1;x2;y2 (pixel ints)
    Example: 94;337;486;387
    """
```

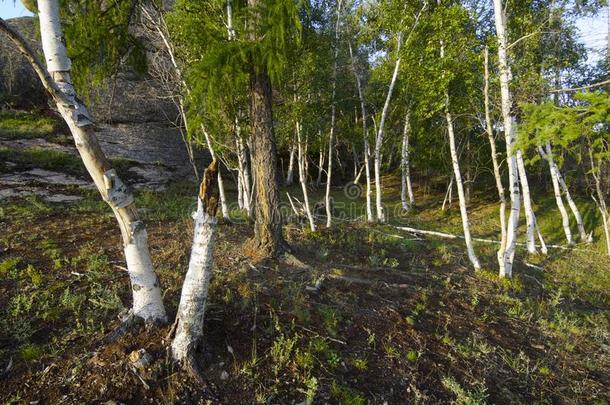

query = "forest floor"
0;111;609;404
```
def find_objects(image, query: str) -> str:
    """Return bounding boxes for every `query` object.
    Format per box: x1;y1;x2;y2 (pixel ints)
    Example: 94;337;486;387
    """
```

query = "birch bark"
172;161;219;367
516;151;544;253
348;41;374;222
546;144;587;241
539;145;573;244
400;110;415;210
325;0;343;227
202;128;230;220
374;33;403;223
9;2;168;322
296;121;316;231
493;0;521;277
483;46;507;273
439;12;480;269
286;143;296;186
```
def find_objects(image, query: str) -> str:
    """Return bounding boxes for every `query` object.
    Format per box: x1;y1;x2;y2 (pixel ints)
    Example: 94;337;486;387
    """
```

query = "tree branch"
549;79;610;93
0;17;71;106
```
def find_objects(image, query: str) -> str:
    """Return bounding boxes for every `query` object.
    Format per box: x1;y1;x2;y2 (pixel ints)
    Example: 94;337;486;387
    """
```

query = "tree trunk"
442;175;453;211
248;69;285;257
483;46;507;273
374;33;403;223
493;0;521;277
0;3;168;323
516;151;543;254
172;160;219;366
325;0;343;228
445;110;481;270
316;145;324;187
539;145;573;244
400;110;415;210
202;128;230;220
236;135;253;218
588;148;610;256
296;121;316;232
286;143;296;186
439;10;480;270
348;41;374;222
545;143;587;241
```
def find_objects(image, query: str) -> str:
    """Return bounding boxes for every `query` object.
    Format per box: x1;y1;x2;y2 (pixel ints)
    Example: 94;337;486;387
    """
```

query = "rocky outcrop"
0;17;46;108
0;16;209;183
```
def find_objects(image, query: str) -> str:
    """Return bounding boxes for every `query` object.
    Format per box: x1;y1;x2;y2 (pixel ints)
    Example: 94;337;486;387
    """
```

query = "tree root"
104;313;145;343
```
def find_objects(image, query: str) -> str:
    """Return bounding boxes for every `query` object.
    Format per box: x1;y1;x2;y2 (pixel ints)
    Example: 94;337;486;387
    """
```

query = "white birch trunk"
442;176;454;212
317;145;324;187
589;150;610;256
438;8;480;269
400;111;415;210
202;127;230;220
31;1;168;322
374;33;403;223
237;171;244;209
172;162;219;364
296;122;316;232
545;143;588;241
516;151;543;254
236;135;253;217
348;42;374;222
325;0;343;228
539;145;573;244
286;143;296;186
493;0;521;277
445;111;481;270
483;46;507;275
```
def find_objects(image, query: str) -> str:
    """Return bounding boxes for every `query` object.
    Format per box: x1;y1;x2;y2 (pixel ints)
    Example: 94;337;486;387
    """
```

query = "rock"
0;169;90;187
0;18;46;108
128;349;153;370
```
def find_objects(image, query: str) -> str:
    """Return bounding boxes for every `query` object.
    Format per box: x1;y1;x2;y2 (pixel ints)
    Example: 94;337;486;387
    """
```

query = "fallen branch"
395;226;590;251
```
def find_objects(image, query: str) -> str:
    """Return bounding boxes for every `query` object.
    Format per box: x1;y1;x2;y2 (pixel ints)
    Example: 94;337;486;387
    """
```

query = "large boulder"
0;16;208;181
0;17;46;108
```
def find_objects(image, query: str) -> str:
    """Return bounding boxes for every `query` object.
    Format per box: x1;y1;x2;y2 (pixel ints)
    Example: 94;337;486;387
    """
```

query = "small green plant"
0;257;21;278
20;344;43;362
326;350;341;368
441;375;488;405
270;334;296;375
26;265;43;287
350;357;368;371
406;350;418;363
330;381;366;405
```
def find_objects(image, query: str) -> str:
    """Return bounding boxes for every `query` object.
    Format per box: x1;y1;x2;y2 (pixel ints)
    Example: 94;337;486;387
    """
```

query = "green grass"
0;147;85;175
0;111;59;139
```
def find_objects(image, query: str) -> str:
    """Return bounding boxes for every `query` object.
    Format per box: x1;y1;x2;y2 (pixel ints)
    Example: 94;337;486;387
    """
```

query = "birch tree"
492;0;521;277
348;41;374;222
483;46;507;261
171;160;219;375
325;0;343;228
400;110;415;210
0;4;167;322
373;32;402;223
437;0;480;270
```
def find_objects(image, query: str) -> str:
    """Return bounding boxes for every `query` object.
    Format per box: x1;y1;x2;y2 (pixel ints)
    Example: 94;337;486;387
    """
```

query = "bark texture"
348;41;374;222
400;111;415;210
493;0;521;277
374;32;403;223
172;160;219;365
248;69;285;257
483;46;507;268
1;4;167;322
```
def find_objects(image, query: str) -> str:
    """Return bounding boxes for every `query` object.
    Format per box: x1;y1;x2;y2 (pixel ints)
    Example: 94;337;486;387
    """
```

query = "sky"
0;1;607;64
0;1;31;19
